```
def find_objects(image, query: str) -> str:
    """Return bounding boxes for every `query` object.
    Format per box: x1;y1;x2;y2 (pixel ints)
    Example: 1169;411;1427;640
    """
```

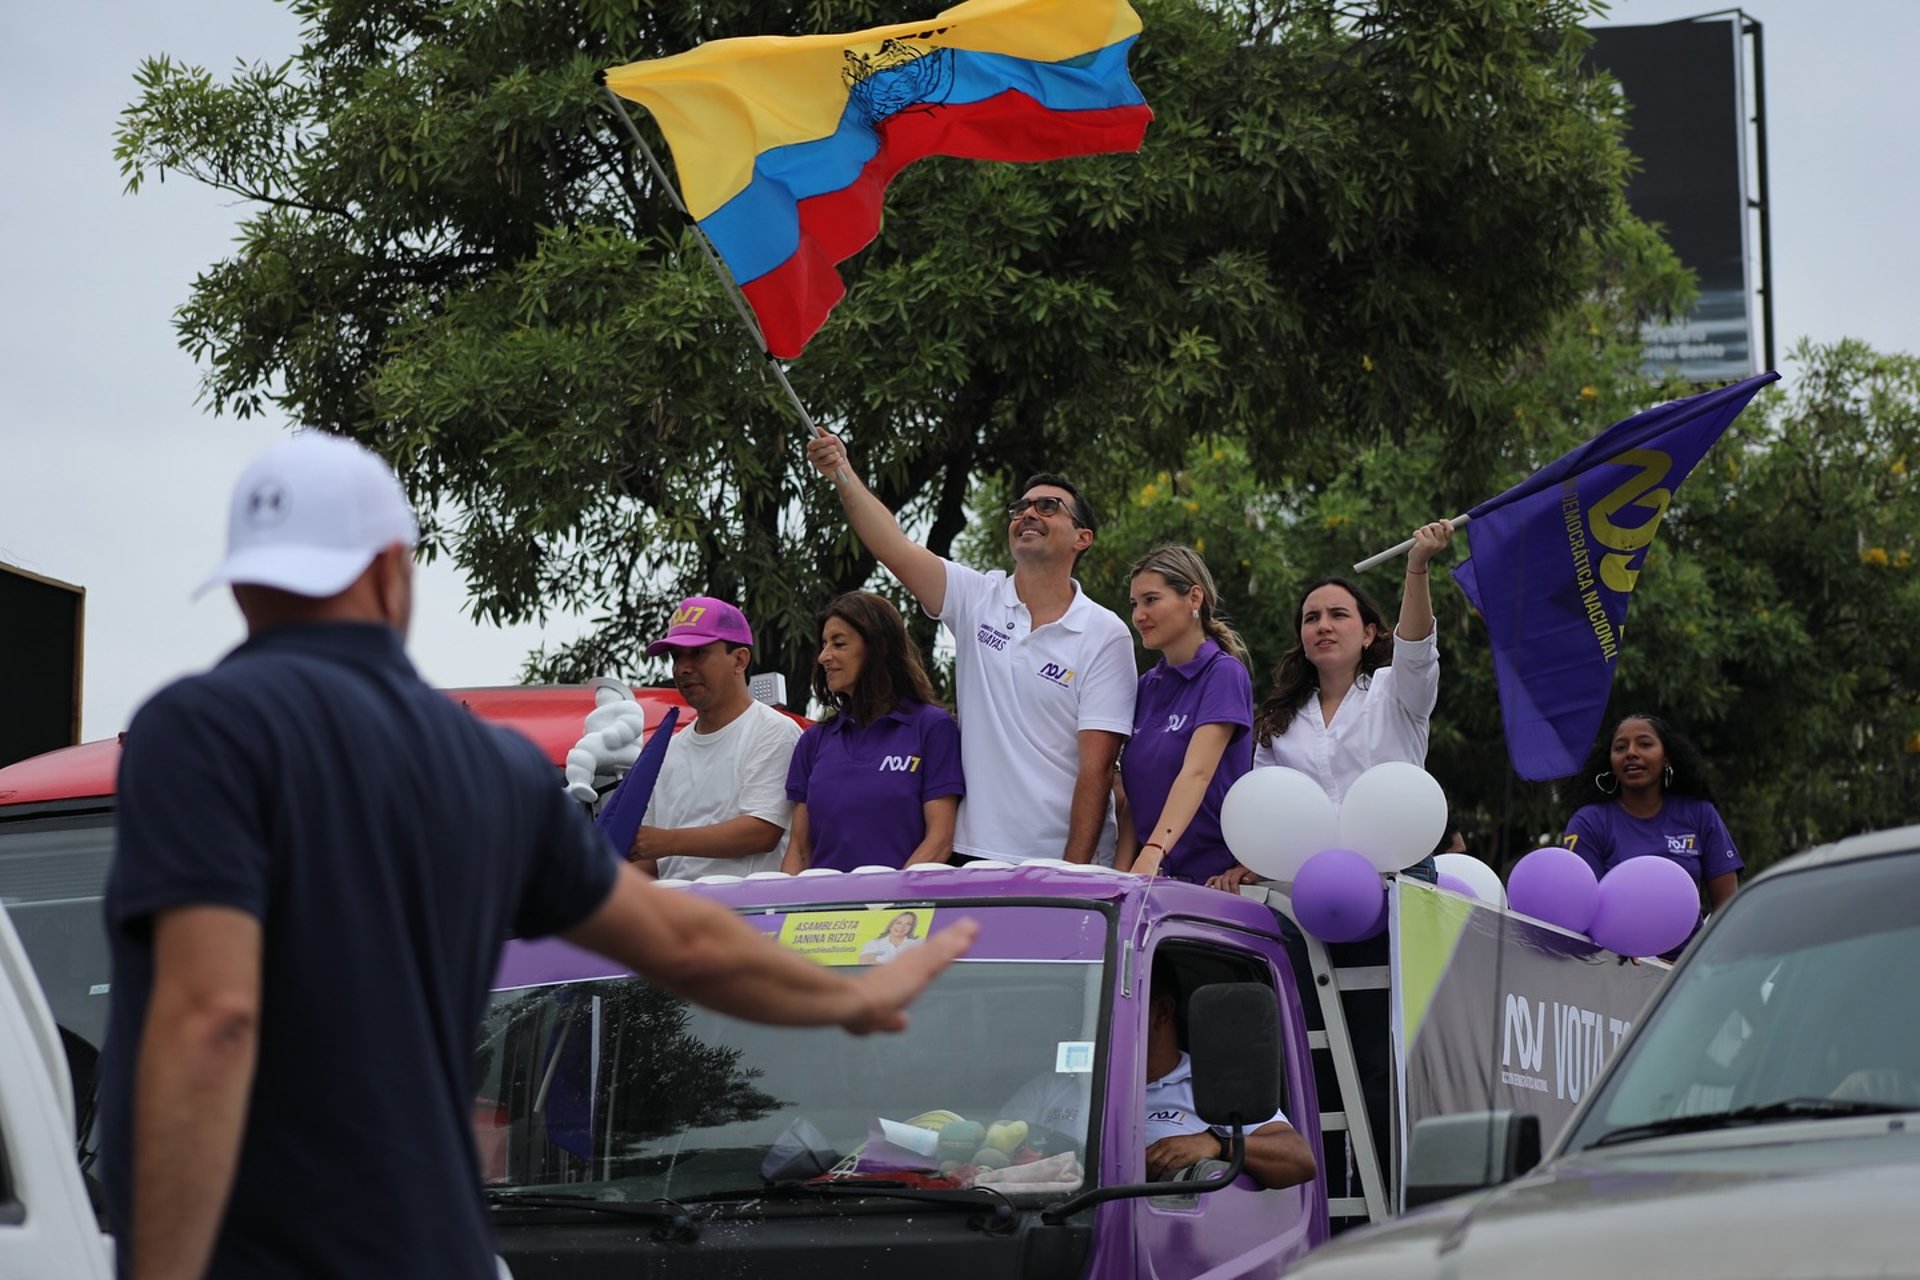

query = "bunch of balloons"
1220;762;1446;943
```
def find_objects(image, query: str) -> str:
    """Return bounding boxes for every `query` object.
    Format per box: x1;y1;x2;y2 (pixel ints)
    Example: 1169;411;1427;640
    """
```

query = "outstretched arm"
1395;520;1455;641
806;431;948;615
567;864;977;1031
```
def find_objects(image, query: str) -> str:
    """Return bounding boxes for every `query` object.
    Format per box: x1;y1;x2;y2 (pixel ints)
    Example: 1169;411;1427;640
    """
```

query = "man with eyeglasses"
807;432;1134;865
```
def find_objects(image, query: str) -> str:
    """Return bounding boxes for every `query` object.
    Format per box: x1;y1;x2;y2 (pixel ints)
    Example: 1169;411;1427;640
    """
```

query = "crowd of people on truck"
624;428;1740;918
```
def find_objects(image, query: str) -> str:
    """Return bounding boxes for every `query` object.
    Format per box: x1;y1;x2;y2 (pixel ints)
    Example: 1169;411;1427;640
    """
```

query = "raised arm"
1395;519;1455;641
806;430;948;615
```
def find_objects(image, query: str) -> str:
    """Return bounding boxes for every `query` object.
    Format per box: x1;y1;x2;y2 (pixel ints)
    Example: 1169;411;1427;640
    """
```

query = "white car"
0;901;113;1277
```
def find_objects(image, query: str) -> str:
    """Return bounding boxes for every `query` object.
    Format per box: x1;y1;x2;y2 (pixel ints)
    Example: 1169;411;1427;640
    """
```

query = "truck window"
477;904;1109;1204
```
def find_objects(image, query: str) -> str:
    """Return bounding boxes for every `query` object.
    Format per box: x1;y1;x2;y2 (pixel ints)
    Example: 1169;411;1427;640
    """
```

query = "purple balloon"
1434;871;1478;900
1292;849;1388;943
1506;846;1600;934
1588;855;1699;957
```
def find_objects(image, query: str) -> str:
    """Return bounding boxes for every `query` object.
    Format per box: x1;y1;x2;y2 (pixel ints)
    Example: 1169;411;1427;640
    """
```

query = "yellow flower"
1156;470;1171;487
1323;514;1349;530
1212;449;1225;463
1894;455;1909;476
1862;546;1891;568
1898;549;1914;568
1139;481;1160;502
1362;354;1374;372
1579;385;1598;401
1184;500;1200;514
1195;537;1207;553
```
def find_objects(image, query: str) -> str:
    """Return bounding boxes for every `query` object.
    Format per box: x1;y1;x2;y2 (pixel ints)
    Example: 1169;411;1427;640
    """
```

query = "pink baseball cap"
646;596;754;657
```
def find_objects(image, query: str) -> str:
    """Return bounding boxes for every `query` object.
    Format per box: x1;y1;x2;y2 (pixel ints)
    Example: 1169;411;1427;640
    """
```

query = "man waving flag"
1452;373;1779;780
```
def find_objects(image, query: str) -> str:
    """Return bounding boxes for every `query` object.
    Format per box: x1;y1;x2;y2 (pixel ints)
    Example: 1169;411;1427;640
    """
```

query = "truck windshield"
1565;850;1920;1151
0;812;115;1053
476;902;1109;1205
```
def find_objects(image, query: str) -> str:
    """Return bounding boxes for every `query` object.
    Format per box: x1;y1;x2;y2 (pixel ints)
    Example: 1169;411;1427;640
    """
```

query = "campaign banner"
1389;881;1669;1175
777;907;938;966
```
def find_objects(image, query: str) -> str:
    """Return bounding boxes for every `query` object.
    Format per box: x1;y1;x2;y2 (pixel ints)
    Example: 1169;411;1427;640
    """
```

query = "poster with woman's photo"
775;908;936;966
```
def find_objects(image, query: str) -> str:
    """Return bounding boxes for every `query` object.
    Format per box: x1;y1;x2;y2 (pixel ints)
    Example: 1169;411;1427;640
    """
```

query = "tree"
119;0;1650;691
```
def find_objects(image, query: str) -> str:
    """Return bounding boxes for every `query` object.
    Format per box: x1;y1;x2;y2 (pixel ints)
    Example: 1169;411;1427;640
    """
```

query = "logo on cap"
243;480;291;530
670;605;709;632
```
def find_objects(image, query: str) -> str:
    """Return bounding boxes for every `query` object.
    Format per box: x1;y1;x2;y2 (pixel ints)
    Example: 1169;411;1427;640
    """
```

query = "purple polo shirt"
1120;640;1253;881
1561;794;1744;887
785;698;965;871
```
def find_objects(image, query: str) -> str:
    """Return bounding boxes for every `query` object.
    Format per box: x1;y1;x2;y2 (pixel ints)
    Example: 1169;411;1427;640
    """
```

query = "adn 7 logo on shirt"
976;623;1011;652
879;755;923;773
1165;714;1189;733
1667;833;1697;853
1036;662;1076;688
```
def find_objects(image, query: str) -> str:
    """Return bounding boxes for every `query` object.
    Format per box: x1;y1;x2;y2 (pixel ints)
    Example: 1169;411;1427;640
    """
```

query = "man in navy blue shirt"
99;433;975;1280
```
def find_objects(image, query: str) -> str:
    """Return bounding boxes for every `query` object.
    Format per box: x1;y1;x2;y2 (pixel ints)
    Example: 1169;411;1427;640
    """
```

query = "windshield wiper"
1589;1097;1912;1148
682;1178;1017;1233
485;1190;696;1241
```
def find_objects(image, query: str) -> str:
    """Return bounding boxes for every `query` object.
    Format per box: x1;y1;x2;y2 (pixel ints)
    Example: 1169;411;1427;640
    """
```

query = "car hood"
1290;1115;1920;1279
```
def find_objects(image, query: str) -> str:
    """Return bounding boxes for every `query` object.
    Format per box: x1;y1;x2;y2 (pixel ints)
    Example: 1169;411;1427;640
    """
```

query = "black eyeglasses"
1007;495;1081;525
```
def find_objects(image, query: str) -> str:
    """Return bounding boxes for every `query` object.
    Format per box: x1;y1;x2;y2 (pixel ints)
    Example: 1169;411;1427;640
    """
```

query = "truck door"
1136;937;1318;1280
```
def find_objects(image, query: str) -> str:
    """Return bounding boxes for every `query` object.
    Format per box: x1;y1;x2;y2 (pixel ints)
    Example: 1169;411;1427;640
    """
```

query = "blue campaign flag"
594;706;680;856
1452;372;1778;781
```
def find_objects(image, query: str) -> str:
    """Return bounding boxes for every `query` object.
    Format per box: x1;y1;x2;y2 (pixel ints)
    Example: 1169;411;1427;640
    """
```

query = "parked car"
1285;823;1920;1279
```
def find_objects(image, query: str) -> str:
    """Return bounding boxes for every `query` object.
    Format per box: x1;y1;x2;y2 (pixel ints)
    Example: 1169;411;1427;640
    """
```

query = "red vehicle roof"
0;686;740;809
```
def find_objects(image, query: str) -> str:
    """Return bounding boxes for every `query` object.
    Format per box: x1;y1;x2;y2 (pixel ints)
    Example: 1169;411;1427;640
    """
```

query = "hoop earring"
1595;771;1618;796
1663;765;1674;789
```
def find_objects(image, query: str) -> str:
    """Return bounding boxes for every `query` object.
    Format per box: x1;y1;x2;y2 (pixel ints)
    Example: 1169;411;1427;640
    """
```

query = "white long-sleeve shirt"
1251;630;1439;808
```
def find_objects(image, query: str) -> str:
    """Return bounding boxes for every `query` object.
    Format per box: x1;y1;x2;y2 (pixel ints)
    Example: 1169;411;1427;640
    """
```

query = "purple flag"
1452;373;1778;780
594;706;681;856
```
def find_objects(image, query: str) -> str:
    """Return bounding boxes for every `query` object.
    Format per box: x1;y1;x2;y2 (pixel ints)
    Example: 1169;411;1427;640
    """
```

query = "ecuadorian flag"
604;0;1152;359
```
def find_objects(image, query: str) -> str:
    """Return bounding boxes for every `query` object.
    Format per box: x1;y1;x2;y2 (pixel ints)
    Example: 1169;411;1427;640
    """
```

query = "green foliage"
119;0;1651;694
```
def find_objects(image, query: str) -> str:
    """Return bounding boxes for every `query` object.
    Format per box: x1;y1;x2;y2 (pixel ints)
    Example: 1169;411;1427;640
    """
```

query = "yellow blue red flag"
604;0;1151;358
1452;373;1778;781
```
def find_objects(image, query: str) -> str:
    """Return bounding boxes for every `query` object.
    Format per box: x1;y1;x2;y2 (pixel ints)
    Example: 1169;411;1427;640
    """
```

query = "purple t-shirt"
1120;640;1254;881
785;699;965;871
1561;794;1744;888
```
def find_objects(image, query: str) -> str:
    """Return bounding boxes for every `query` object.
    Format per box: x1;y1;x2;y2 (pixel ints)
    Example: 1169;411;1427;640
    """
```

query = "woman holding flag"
1207;523;1454;890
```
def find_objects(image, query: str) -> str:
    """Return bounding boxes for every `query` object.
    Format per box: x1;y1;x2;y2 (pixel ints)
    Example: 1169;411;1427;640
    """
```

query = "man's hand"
1145;1130;1222;1180
840;920;980;1034
628;825;667;863
806;431;858;485
1205;864;1258;893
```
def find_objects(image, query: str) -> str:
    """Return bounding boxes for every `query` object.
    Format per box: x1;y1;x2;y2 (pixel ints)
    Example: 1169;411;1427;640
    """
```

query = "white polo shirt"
1252;630;1439;808
1002;1051;1289;1145
937;560;1136;863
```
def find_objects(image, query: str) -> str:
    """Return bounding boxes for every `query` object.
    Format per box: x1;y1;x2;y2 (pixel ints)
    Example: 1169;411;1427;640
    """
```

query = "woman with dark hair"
1560;713;1741;910
1117;545;1254;884
1207;524;1452;890
782;592;964;872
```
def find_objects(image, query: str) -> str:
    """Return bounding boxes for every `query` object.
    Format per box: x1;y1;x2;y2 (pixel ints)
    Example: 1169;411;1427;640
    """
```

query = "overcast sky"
4;0;1917;742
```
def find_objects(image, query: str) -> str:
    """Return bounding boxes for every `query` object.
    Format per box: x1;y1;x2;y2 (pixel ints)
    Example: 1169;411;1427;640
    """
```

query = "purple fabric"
784;699;964;870
1560;794;1744;888
594;706;679;856
1120;641;1253;881
1451;373;1776;780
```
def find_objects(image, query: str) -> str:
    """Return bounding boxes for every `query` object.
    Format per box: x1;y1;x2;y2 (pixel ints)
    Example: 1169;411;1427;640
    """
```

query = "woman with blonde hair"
1117;545;1255;884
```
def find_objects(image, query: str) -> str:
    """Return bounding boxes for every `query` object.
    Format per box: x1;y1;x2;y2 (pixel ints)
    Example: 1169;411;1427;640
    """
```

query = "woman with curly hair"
1560;713;1742;910
782;592;964;872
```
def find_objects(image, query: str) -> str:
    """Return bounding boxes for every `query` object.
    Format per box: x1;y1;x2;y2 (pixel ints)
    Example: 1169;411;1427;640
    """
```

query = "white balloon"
1434;853;1506;908
1339;762;1449;872
1220;767;1339;883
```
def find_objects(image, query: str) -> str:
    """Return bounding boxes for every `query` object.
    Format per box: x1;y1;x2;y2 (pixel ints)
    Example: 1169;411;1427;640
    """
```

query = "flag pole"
598;84;851;483
1351;514;1472;573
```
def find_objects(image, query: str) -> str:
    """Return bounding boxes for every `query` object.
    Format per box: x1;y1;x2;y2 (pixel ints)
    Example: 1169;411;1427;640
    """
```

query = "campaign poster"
1389;881;1669;1174
776;907;938;966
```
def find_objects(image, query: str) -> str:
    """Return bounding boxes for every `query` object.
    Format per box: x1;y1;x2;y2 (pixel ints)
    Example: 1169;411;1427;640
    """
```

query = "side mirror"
1187;983;1281;1128
1403;1111;1541;1210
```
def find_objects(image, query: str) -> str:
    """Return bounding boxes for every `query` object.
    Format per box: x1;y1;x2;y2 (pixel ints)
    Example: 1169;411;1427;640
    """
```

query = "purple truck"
479;862;1331;1279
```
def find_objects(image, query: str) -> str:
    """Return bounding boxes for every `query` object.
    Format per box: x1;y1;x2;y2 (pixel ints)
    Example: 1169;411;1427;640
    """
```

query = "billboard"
0;563;85;768
1587;16;1765;382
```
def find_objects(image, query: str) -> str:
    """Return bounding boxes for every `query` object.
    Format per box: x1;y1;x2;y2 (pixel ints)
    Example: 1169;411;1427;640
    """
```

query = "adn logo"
1666;833;1697;854
1036;662;1076;688
879;755;922;773
670;605;709;630
1146;1109;1185;1125
976;623;1010;652
1165;714;1189;733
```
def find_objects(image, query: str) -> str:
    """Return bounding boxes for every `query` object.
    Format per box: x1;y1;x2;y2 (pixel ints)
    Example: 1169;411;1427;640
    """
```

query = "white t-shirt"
1003;1052;1289;1146
644;698;802;881
937;561;1136;863
1251;630;1439;808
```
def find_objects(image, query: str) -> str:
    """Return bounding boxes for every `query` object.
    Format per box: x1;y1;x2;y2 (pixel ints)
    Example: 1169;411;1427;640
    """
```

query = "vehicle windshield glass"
476;902;1108;1205
1565;850;1920;1150
0;811;116;1052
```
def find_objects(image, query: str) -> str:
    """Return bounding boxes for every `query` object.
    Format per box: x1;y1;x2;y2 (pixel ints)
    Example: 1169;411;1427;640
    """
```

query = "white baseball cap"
195;432;419;599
